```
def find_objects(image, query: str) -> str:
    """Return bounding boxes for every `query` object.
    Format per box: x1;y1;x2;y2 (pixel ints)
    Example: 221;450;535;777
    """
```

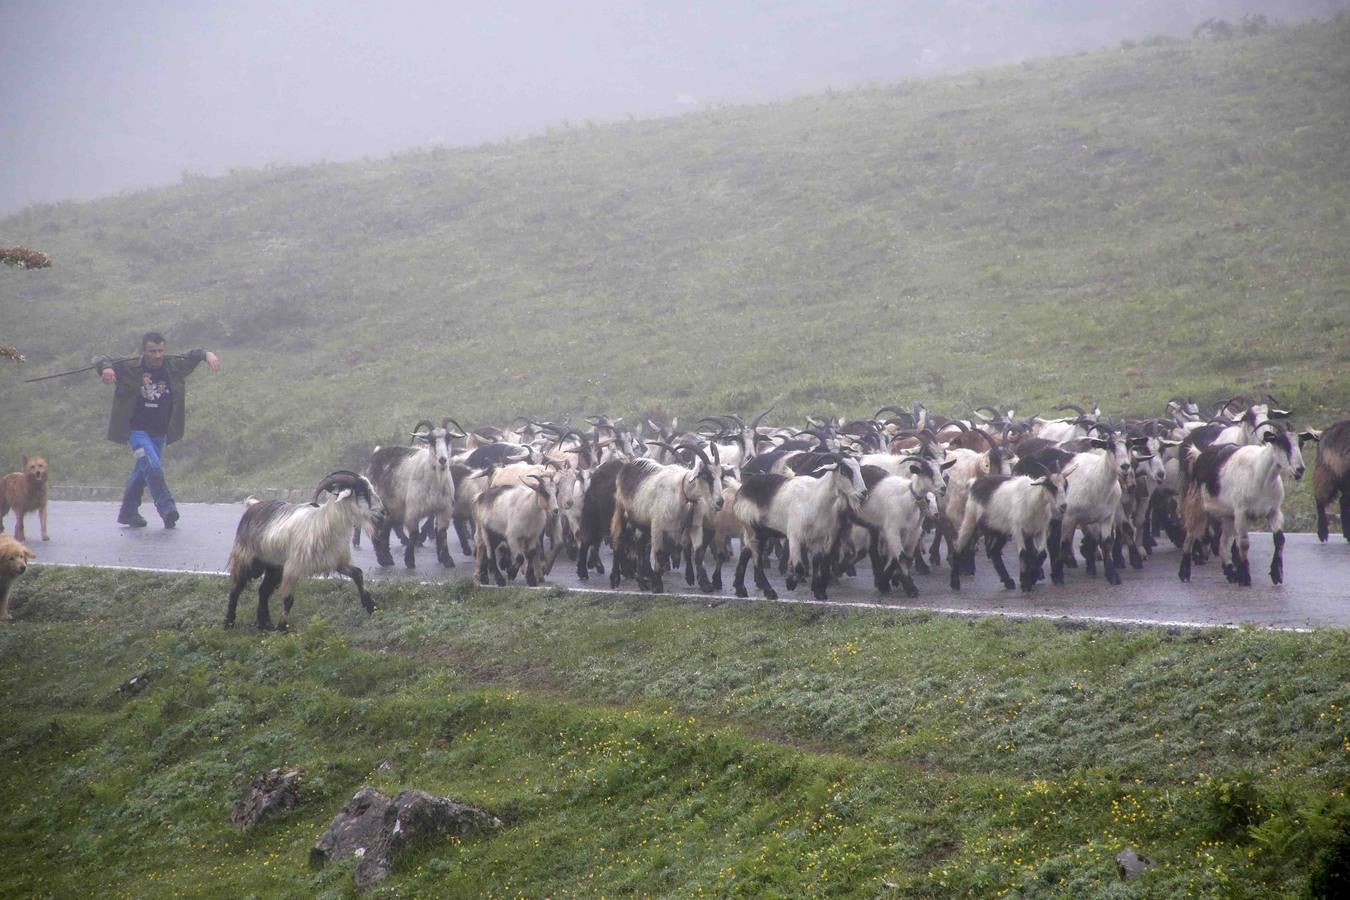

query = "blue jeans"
119;430;177;520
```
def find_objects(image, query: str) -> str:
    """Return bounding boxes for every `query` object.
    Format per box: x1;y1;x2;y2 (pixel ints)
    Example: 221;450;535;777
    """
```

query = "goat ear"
908;463;924;477
335;488;353;501
940;459;958;471
1030;476;1048;487
811;463;838;476
1298;429;1321;445
1061;463;1078;478
1090;438;1112;449
1269;408;1292;419
1263;431;1279;444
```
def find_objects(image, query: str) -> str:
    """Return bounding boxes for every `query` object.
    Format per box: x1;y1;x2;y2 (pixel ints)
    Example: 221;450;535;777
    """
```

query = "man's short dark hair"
142;331;166;348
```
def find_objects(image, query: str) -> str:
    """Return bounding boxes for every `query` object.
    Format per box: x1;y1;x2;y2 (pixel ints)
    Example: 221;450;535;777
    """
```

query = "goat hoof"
762;588;778;601
1108;572;1122;586
1270;564;1283;585
223;618;235;629
913;558;930;576
1001;579;1016;590
949;577;961;591
904;585;919;598
734;586;748;598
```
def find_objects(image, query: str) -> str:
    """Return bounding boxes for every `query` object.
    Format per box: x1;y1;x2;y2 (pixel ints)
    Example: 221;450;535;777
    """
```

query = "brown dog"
0;534;36;621
0;455;49;542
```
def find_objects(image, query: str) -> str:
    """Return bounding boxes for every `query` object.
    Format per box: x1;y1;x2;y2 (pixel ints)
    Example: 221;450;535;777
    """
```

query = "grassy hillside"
2;569;1347;896
2;20;1348;498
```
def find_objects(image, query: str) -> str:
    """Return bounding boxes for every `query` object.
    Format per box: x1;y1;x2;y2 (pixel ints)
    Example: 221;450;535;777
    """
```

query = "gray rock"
1115;847;1155;880
232;767;305;831
312;786;502;891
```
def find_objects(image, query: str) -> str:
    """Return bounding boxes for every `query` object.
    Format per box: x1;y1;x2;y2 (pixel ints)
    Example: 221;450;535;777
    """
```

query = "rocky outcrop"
312;786;502;891
232;767;305;831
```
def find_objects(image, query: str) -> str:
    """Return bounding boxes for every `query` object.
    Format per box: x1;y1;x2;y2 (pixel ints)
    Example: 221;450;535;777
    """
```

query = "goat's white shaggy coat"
226;472;384;630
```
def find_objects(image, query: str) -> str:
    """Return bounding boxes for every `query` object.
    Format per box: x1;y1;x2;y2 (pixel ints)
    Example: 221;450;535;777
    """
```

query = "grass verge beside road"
2;567;1347;896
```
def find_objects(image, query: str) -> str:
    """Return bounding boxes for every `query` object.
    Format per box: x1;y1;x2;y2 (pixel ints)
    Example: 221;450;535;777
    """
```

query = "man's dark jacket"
93;350;207;445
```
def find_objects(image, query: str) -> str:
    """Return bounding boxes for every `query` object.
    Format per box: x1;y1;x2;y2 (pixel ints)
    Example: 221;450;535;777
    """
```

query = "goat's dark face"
686;458;724;511
835;457;868;509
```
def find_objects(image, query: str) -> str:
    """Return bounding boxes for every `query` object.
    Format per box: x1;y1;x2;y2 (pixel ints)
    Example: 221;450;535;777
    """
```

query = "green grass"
2;567;1347;896
1;19;1349;520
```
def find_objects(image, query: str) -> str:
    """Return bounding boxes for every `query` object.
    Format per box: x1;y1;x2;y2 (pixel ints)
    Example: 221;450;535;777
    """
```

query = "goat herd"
223;397;1350;631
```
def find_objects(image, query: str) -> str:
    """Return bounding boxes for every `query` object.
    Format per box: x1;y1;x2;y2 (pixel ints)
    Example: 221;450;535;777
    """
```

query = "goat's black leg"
225;561;264;628
868;532;890;593
986;534;1015;590
372;521;396;568
752;552;778;601
255;565;282;631
576;539;591;580
1178;533;1194;582
454;516;474;555
684;539;697;586
1316;501;1329;543
895;554;919;597
351;526;362;549
1111;532;1126;570
1017;543;1036;593
1269;530;1285;585
649;546;667;594
403;523;419;569
589;543;605;574
1340;494;1350;542
1081;533;1099;578
435;526;454;568
733;547;753;598
1100;530;1122;586
809;552;829;600
524;549;539;587
337;563;375;613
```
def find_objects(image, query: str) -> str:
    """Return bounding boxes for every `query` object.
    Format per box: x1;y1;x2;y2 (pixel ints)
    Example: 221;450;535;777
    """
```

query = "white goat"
1178;428;1306;586
225;471;385;631
731;454;868;601
364;419;460;569
610;448;725;593
1051;440;1126;586
950;467;1070;593
855;458;943;597
473;475;561;587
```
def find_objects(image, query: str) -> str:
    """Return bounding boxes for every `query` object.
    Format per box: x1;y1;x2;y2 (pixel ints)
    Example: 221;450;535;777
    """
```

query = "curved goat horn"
441;417;467;437
749;406;775;429
1053;403;1086;416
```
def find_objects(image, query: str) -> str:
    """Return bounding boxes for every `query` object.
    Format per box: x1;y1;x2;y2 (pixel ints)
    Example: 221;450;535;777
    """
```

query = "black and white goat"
364;419;461;569
950;465;1070;593
1051;431;1128;586
855;457;946;597
731;454;868;601
609;446;725;593
1309;421;1350;542
1178;428;1307;587
225;471;384;631
472;474;561;586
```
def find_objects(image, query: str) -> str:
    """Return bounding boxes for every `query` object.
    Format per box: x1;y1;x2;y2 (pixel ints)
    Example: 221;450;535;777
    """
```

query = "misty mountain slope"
2;19;1348;494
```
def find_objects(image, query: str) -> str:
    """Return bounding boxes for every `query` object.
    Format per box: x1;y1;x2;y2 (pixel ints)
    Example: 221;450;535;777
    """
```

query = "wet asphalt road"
19;500;1350;630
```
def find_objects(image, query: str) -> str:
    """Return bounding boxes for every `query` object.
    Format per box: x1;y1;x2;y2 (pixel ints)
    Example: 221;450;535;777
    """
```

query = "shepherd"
94;332;221;528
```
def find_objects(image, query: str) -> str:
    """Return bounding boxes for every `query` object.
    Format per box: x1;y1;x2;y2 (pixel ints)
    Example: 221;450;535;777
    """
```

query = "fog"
2;0;1345;215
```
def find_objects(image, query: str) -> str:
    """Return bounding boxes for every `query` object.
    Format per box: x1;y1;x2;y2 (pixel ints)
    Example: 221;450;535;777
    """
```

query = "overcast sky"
2;0;1345;216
